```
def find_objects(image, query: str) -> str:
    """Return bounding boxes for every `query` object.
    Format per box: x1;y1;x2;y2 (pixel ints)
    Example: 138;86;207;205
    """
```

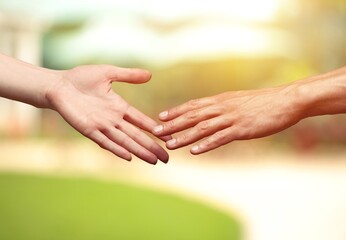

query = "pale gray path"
1;140;346;240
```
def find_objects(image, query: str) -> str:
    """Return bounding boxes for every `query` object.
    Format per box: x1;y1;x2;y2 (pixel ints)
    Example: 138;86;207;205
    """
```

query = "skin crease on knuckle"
197;120;210;132
203;105;225;119
185;121;214;143
165;119;177;132
194;109;231;134
208;130;230;149
188;99;200;108
177;114;234;148
179;132;191;143
186;110;199;121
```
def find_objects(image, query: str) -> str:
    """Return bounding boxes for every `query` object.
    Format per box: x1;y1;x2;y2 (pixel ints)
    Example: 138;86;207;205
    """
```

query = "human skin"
153;66;346;155
0;53;169;164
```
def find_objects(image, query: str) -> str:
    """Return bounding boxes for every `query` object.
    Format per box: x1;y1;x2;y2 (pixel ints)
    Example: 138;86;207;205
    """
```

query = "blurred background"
0;0;346;240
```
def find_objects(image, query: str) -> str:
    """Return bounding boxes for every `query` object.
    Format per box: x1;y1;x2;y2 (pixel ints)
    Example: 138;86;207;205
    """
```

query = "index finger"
159;96;216;122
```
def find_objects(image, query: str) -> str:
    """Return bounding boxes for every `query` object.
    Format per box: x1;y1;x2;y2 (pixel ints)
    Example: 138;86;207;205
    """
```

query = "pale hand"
47;65;169;164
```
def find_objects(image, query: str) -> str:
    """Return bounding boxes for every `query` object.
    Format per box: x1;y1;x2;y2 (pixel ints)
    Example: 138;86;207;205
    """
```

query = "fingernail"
191;145;200;154
166;138;177;147
153;125;163;134
159;111;168;119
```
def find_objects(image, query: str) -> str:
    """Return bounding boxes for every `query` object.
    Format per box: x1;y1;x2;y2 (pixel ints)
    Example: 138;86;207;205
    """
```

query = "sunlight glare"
139;0;283;23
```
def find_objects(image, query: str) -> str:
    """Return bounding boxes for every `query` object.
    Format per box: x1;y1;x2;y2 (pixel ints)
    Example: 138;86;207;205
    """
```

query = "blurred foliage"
0;173;242;240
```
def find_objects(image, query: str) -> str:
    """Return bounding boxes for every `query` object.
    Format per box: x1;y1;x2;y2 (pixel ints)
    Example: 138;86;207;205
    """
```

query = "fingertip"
144;69;152;80
190;145;201;155
159;152;169;164
166;138;177;150
136;68;152;83
153;125;163;135
159;111;168;120
153;144;170;164
148;158;158;165
142;152;158;165
110;67;152;84
123;153;132;161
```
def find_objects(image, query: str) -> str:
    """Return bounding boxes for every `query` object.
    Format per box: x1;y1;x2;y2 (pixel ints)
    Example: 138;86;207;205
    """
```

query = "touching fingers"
88;131;132;161
102;127;158;165
118;120;169;163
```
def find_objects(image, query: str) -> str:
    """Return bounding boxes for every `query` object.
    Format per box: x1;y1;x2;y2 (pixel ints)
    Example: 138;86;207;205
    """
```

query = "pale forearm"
0;53;59;108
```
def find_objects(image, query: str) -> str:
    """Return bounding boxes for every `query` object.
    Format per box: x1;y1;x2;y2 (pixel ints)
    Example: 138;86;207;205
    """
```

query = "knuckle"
213;131;228;144
223;114;234;123
165;120;176;131
216;105;227;115
197;121;210;132
188;99;200;108
235;127;251;140
186;110;198;120
179;133;190;142
202;137;213;148
168;108;177;117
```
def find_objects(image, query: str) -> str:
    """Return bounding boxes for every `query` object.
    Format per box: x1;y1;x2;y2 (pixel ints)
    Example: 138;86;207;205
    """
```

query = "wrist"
289;69;346;119
277;81;311;123
42;69;66;111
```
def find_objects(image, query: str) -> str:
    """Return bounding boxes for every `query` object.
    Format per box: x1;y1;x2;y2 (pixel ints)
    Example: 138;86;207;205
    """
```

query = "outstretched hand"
47;65;169;164
153;87;303;154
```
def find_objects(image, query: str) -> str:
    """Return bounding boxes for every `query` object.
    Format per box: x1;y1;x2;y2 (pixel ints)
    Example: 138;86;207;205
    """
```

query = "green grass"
0;173;242;240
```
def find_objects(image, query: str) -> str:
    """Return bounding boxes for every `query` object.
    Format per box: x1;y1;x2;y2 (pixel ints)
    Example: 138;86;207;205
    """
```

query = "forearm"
290;66;346;119
0;53;60;108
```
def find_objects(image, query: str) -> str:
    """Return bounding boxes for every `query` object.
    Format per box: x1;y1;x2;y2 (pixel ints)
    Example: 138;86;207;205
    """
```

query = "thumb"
108;66;152;84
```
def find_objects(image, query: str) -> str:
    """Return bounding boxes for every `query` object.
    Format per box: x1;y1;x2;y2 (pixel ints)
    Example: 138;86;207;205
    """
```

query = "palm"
58;66;128;132
50;65;169;164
